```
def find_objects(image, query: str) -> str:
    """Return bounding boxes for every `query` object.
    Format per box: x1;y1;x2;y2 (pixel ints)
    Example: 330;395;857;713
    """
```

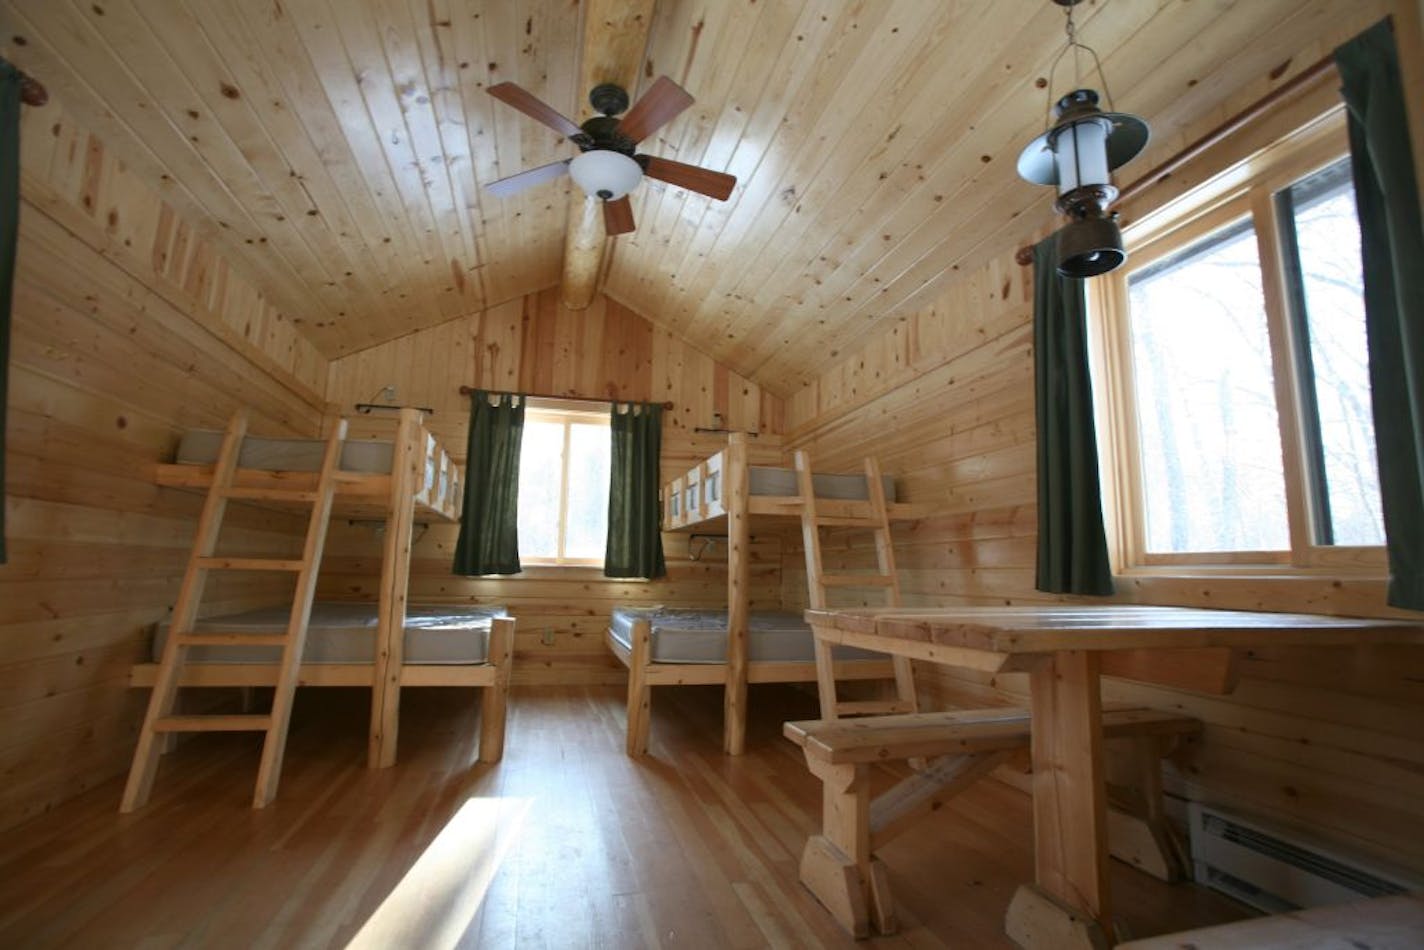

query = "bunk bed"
606;432;924;756
127;408;512;809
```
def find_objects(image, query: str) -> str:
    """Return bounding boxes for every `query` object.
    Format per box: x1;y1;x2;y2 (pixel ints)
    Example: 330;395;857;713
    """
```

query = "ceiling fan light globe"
569;150;643;201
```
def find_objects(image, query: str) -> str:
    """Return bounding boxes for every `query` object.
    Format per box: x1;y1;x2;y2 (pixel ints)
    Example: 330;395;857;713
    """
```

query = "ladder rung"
153;715;273;733
815;516;883;527
174;632;292;647
836;700;916;716
819;574;896;588
195;557;306;572
223;487;320;503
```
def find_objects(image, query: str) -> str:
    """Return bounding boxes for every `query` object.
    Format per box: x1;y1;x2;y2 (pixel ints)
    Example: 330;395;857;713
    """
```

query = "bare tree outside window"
1117;152;1382;561
1128;221;1290;553
1285;160;1383;546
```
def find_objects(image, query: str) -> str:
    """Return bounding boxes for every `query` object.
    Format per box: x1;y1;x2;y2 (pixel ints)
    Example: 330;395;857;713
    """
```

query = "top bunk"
662;440;923;531
155;409;462;523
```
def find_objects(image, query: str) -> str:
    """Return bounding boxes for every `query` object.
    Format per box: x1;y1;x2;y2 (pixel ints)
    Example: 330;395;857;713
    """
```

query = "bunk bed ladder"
795;450;918;720
121;409;348;811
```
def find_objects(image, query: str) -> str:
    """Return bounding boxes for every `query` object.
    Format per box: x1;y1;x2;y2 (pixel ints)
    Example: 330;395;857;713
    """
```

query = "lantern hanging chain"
1042;1;1119;132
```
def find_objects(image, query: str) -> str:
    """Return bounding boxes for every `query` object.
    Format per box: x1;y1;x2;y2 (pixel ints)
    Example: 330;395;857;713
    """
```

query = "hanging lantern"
1016;0;1150;277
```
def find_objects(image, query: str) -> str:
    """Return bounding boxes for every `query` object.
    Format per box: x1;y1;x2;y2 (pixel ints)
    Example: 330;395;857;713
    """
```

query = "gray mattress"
176;429;395;473
153;603;507;665
608;607;879;664
747;466;896;502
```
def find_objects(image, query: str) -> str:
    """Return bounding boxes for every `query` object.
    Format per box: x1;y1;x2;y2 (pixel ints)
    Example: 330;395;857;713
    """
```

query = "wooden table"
805;605;1424;949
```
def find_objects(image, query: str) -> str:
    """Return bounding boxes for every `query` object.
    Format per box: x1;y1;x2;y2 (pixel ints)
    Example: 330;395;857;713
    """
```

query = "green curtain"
605;403;665;579
0;63;19;565
452;392;525;576
1033;233;1114;595
1336;19;1424;610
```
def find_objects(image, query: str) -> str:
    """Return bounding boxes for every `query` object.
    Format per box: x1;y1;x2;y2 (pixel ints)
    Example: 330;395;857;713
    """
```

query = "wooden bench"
1116;892;1424;948
785;706;1201;938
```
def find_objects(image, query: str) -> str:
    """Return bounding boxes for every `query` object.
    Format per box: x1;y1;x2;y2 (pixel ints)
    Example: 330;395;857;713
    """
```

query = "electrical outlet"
380;385;397;403
540;628;555;646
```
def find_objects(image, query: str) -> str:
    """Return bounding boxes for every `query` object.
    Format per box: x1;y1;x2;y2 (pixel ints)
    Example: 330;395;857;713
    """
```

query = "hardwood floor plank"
0;685;1248;947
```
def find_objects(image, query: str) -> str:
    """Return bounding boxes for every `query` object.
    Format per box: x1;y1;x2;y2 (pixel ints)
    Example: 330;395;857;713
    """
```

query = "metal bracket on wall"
354;403;435;415
693;427;759;437
688;534;727;561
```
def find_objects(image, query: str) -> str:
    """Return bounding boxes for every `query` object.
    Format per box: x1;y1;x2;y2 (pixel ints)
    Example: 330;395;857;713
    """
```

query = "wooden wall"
323;287;787;684
781;5;1424;876
0;103;328;830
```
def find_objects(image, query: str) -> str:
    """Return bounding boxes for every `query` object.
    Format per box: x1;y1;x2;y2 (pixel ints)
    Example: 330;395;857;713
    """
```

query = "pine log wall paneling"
323;287;786;684
0;104;329;830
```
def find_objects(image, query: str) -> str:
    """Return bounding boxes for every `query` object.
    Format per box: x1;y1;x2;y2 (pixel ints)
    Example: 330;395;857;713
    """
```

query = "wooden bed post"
626;619;653;755
478;617;515;763
370;408;421;769
723;433;751;755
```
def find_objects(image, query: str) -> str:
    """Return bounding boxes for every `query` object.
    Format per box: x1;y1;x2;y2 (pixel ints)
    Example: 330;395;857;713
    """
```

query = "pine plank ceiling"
1;0;1379;397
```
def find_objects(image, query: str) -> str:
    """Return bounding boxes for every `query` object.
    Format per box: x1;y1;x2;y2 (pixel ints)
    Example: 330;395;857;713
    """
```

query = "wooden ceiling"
1;0;1385;397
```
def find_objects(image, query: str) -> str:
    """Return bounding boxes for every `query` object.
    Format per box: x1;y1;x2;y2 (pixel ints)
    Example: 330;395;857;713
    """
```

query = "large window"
1096;114;1383;571
517;405;610;565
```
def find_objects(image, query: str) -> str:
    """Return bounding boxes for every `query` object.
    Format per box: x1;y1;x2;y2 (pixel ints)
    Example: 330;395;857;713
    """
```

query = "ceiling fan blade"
484;160;571;198
617;76;694;144
641;156;737;201
603;196;635;235
487;82;583;138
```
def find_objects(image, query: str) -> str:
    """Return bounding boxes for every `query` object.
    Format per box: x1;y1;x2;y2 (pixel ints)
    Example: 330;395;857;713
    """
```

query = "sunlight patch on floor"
347;795;532;948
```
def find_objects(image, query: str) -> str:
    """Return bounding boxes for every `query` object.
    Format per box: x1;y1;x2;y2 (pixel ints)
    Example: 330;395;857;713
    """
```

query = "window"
517;405;610;565
1096;112;1383;571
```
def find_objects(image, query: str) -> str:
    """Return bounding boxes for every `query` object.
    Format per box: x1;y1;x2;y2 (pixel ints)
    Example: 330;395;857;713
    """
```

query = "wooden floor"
0;684;1248;948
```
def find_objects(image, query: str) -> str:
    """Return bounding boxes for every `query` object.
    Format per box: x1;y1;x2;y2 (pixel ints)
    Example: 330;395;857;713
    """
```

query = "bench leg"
626;620;652;757
799;756;897;937
1106;734;1189;881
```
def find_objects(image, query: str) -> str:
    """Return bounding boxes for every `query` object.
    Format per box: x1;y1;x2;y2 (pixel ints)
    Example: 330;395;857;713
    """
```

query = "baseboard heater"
1187;802;1422;914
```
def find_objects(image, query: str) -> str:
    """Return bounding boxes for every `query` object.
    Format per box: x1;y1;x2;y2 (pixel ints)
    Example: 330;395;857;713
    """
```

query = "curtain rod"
1014;53;1339;267
457;385;673;410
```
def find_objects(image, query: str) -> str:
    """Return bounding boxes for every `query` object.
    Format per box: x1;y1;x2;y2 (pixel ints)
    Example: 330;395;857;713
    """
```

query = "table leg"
1006;650;1112;950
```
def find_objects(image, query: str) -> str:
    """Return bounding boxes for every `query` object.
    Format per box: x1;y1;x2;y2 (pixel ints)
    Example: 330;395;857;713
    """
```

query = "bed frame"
132;408;513;768
607;432;925;756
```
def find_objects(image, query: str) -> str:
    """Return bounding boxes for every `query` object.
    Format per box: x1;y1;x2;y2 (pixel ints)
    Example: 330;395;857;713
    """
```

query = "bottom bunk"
604;606;895;755
131;602;514;763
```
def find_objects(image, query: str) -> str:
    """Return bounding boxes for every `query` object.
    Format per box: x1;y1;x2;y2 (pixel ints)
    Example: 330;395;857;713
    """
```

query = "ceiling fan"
483;76;737;235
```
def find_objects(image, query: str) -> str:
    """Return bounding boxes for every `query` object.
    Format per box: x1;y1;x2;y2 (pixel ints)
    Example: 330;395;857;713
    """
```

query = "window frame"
518;400;610;568
1092;105;1386;576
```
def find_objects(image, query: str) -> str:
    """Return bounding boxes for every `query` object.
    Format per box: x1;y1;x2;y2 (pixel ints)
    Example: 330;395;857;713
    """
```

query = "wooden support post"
478;617;515;763
560;0;657;307
561;196;604;310
1009;650;1112;949
723;433;751;754
369;409;421;769
626;619;653;756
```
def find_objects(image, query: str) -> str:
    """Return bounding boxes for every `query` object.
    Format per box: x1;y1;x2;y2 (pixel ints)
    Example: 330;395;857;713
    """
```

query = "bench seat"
785;705;1200;764
788;705;1201;939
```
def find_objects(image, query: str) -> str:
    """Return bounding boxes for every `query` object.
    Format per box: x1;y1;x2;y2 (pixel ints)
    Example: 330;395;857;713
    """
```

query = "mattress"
608;607;879;664
176;429;396;473
153;603;507;665
747;467;897;502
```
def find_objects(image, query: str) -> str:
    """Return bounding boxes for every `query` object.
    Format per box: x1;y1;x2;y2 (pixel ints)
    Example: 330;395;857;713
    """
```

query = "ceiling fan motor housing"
589;82;630;117
578;115;637;156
